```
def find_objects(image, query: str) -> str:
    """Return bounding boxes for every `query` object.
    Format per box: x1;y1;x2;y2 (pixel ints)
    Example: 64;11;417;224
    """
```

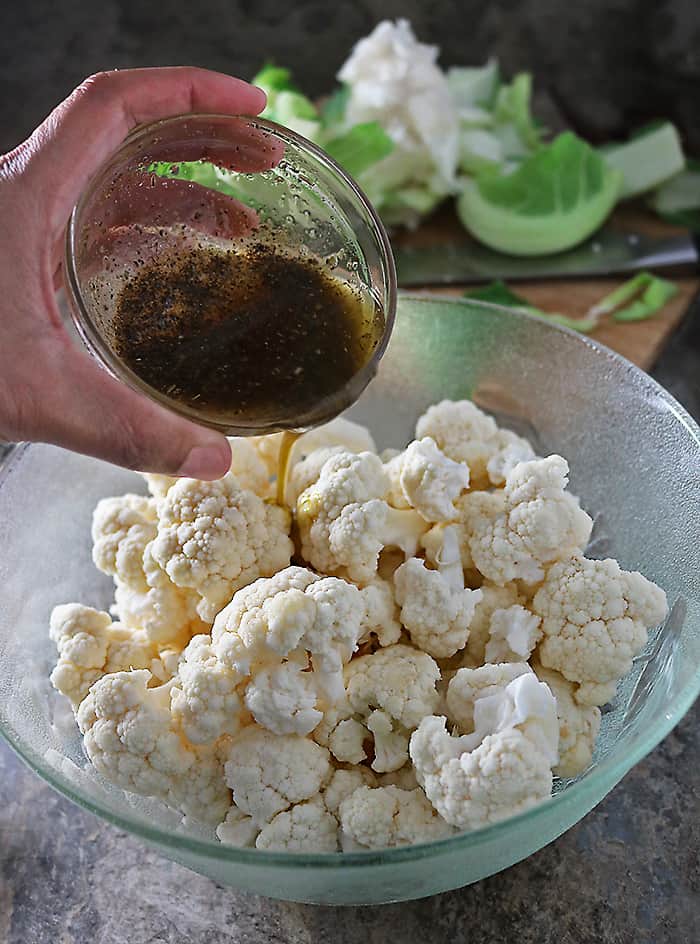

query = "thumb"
35;340;232;478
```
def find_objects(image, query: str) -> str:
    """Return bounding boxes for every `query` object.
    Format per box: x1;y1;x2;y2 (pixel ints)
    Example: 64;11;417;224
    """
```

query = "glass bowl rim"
63;113;398;435
1;295;698;867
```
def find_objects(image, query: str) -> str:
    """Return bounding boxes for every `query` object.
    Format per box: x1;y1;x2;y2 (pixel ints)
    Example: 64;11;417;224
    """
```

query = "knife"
393;230;699;286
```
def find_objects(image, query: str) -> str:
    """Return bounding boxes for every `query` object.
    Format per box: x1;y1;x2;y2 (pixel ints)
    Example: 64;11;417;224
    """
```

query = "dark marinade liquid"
112;243;383;424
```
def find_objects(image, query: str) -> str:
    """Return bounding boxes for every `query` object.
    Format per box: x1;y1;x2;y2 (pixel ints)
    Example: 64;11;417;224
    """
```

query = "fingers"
29;339;232;478
11;67;268;227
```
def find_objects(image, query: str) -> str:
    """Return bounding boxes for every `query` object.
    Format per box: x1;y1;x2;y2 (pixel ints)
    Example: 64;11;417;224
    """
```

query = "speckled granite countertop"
1;4;699;940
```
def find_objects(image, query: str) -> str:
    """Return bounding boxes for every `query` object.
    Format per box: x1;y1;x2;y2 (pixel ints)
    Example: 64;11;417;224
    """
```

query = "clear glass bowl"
1;296;698;905
63;114;396;434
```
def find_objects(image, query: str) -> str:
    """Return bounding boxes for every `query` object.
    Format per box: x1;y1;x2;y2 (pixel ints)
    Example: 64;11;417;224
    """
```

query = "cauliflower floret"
76;669;230;823
296;451;428;583
385;437;470;522
287;446;346;508
338;19;459;221
285;419;377;504
151;473;293;622
213;566;365;705
486;437;537;486
92;494;157;589
365;709;410;772
345;644;441;730
218;766;377;852
171;739;233;824
339;785;452;849
533;662;601;777
394;525;482;658
49;604;155;709
415;399;535;489
114;541;207;646
170;635;244;744
462;582;523;666
216;805;258;847
244;662;323;736
412;719;553;831
533;556;668;706
459;456;593;586
411;671;559;829
445;662;533;733
224;726;332;825
315;710;368;765
484;605;542;663
256;796;340;852
357;579;402;649
327;644;441;773
323;767;377;816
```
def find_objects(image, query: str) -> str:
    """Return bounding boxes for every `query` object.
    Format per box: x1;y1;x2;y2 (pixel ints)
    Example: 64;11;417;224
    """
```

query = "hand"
0;67;268;478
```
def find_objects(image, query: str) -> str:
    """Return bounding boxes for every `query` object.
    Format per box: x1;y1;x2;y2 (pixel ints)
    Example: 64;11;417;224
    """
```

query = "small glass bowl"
64;113;396;436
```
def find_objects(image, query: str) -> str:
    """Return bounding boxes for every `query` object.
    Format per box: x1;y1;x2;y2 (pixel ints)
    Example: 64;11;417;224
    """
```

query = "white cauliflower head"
394;525;483;658
224;726;332;825
322;767;377;817
213;566;365;706
533;662;601;777
49;604;155;709
216;805;259;848
345;644;441;730
415;399;535;488
296;450;428;583
411;670;559;829
76;669;230;823
114;541;207;646
338;19;459;201
256;796;340;852
217;765;376;852
484;605;542;664
462;582;522;666
385;437;469;522
244;661;323;737
357;579;402;649
151;473;293;621
533;556;668;705
460;455;593;586
91;494;157;590
281;417;377;506
170;634;244;745
339;784;452;849
335;644;441;772
445;662;533;733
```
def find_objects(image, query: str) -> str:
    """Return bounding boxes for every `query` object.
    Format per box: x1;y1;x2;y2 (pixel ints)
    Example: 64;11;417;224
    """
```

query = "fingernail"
177;445;230;480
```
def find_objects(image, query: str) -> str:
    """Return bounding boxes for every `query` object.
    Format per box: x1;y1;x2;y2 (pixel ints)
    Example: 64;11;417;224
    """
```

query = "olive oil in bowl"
112;242;385;431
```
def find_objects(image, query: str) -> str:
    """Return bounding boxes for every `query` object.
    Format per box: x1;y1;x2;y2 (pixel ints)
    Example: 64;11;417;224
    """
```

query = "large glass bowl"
0;296;698;905
63;114;396;434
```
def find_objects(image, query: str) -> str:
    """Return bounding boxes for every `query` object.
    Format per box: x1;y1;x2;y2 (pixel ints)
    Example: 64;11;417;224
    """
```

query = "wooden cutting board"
393;205;699;370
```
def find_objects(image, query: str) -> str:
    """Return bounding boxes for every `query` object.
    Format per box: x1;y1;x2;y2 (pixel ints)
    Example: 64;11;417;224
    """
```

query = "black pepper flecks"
112;243;383;424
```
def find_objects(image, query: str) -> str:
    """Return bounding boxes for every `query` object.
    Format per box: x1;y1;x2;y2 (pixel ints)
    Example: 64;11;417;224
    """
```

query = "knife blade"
393;230;699;286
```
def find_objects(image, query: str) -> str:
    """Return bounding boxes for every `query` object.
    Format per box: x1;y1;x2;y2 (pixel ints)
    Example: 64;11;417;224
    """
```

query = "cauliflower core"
49;404;666;852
